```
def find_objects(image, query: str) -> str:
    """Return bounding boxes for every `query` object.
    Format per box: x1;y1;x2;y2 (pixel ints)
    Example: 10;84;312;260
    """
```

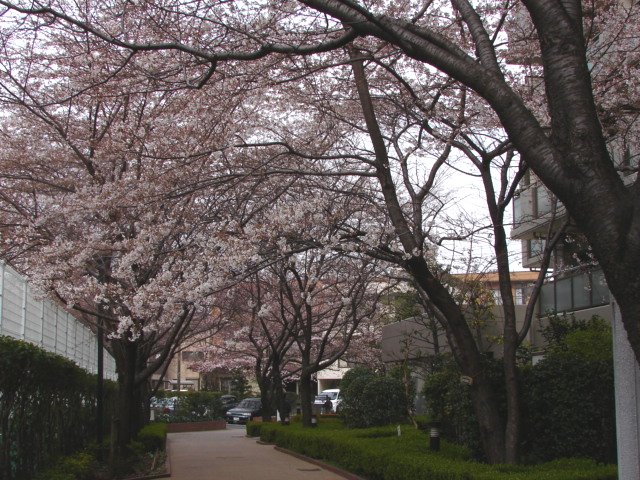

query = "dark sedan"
226;397;262;424
220;394;237;409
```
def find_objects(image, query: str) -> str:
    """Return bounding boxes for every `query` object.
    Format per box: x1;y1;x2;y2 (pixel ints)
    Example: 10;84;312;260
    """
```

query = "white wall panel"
0;262;116;380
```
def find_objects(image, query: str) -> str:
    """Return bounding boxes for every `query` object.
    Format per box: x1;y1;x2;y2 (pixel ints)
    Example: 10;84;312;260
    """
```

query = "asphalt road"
167;426;348;480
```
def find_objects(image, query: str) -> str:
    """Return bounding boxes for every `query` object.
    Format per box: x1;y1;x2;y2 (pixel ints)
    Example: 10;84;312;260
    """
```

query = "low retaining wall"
166;420;226;433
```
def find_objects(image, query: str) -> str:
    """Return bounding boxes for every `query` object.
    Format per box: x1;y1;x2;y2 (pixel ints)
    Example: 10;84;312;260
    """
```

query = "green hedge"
339;367;408;428
422;317;616;463
33;451;95;480
136;422;167;452
0;335;116;480
254;420;616;480
154;391;226;422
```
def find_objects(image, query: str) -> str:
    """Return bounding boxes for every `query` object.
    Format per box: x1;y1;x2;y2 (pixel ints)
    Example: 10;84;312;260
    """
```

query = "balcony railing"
540;269;610;314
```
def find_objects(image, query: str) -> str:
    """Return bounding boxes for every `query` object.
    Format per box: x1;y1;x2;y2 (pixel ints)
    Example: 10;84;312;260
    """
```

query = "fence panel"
0;261;116;380
1;268;24;338
24;288;43;344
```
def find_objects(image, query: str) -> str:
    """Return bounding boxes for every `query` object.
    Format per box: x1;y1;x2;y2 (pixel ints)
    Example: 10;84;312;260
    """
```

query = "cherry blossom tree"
0;42;277;453
230;37;569;459
192;178;389;425
2;0;636;370
267;251;387;426
190;272;301;422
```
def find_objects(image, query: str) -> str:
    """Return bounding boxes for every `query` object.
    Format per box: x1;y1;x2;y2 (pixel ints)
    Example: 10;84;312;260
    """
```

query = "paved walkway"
167;427;347;480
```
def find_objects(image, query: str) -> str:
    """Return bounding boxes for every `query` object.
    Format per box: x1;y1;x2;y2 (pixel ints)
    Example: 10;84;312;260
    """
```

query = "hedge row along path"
167;427;350;480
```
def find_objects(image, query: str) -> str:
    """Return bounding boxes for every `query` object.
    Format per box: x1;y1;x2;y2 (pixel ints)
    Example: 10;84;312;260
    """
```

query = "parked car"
220;394;237;409
226;397;262;424
150;396;177;415
313;389;340;413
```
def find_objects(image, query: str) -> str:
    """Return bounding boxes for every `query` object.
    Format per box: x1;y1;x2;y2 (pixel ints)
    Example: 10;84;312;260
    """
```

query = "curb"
165;420;226;433
273;446;367;480
121;451;171;480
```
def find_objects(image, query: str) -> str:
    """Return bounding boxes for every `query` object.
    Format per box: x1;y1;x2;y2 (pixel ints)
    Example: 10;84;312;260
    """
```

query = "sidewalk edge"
273;446;367;480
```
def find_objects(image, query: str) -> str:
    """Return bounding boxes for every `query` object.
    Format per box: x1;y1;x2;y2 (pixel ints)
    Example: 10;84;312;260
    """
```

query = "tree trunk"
299;372;314;427
469;378;506;463
113;340;138;469
407;257;506;463
257;375;274;422
348;51;507;462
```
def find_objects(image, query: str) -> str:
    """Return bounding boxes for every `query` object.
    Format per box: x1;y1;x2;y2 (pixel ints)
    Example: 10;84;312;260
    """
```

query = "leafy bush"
339;367;408;428
136;422;167;452
246;421;262;437
0;336;116;480
33;451;95;480
256;420;616;480
156;391;225;422
422;317;616;464
423;354;504;458
520;316;615;463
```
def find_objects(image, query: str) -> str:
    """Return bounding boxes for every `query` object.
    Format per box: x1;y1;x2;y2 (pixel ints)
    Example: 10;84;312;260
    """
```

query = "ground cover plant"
248;418;616;480
33;422;168;480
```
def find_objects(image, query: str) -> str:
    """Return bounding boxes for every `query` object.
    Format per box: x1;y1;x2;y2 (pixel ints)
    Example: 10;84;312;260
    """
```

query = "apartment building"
511;172;613;344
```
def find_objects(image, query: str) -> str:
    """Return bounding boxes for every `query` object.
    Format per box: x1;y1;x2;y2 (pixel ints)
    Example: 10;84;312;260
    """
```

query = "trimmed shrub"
136;422;167;452
520;318;615;463
256;420;616;480
339;367;408;428
246;421;262;437
0;335;116;480
33;451;95;480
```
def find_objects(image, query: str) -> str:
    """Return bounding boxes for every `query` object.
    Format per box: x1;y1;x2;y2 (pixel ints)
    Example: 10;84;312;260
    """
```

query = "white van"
313;388;341;413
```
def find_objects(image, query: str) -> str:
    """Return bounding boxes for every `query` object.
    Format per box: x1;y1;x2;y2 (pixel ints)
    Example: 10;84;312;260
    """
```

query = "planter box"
165;420;226;433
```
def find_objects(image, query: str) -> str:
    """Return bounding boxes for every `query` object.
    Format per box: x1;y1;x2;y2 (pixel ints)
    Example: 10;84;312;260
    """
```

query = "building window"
492;289;503;305
182;351;204;362
528;239;546;259
515;287;525;305
535;185;553;216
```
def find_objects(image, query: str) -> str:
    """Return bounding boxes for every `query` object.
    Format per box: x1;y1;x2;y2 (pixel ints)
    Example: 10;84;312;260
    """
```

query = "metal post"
40;300;45;347
429;422;441;452
0;260;4;333
20;280;27;339
97;315;104;459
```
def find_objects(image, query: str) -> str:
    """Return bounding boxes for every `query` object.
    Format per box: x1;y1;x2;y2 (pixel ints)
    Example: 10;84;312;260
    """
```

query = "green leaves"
339;367;409;428
256;420;616;480
0;335;116;480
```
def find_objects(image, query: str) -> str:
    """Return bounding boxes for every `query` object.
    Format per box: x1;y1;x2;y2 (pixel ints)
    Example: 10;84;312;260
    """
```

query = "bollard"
429;421;441;452
311;414;318;427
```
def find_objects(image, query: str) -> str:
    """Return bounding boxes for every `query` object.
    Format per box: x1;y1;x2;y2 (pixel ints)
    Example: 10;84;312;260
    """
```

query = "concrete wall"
382;305;530;363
